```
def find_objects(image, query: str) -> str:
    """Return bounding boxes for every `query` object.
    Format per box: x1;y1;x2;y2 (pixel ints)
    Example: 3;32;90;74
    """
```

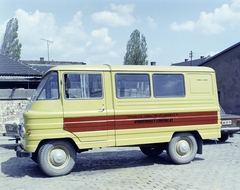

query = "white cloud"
232;0;240;10
85;28;119;65
16;9;57;45
59;11;88;47
13;9;58;60
89;28;116;53
91;4;135;27
170;21;195;32
147;16;157;29
149;47;162;57
108;50;119;58
85;51;120;65
148;47;162;65
170;0;240;35
3;9;118;64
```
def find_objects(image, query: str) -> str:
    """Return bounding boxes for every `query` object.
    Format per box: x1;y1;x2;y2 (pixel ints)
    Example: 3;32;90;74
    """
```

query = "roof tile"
0;53;42;76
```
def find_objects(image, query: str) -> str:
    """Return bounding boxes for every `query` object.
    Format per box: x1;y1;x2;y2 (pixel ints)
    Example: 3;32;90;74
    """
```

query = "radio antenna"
41;38;53;62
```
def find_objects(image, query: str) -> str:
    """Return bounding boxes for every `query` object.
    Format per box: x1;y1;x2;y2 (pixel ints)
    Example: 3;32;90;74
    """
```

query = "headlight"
18;123;25;138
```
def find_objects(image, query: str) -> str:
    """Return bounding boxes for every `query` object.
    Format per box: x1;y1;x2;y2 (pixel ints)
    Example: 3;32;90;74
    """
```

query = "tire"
218;133;229;142
140;146;163;157
167;132;197;164
38;140;76;177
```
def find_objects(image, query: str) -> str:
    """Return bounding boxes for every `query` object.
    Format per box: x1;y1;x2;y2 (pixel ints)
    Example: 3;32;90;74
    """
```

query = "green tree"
124;29;148;65
1;18;22;60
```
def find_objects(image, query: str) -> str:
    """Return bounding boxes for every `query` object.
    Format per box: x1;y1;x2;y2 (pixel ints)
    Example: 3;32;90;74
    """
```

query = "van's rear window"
153;74;185;98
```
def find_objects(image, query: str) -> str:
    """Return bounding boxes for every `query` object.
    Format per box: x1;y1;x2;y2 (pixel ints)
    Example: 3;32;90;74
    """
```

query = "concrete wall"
0;100;29;133
0;89;35;133
0;89;35;99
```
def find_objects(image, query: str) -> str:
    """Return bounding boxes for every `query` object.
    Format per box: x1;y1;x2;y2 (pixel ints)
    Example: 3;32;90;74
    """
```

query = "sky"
1;0;240;66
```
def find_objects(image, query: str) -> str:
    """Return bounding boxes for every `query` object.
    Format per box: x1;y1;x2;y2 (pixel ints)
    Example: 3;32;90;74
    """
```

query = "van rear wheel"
140;146;163;157
167;133;197;164
38;140;76;177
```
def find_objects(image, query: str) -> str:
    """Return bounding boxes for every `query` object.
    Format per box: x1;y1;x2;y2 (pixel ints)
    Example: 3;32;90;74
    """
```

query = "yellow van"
15;65;220;176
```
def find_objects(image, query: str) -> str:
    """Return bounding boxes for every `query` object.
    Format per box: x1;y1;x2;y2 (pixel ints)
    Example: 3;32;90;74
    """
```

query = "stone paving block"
1;135;240;189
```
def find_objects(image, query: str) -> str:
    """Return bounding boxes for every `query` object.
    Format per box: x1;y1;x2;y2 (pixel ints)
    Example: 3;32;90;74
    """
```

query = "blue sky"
1;0;240;65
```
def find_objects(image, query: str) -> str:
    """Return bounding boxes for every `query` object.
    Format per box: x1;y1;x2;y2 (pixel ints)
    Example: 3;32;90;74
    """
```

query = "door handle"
98;104;105;112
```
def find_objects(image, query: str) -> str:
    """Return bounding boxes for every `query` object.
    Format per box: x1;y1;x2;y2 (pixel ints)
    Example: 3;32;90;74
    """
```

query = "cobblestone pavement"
1;134;240;190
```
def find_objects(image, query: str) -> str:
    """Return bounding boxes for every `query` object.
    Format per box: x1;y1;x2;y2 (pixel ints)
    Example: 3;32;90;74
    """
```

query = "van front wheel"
167;133;197;164
38;140;76;177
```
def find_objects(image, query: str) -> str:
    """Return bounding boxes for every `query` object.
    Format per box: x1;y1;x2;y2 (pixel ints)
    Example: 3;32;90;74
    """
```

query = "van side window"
64;73;103;99
115;74;150;98
153;74;185;97
38;71;59;100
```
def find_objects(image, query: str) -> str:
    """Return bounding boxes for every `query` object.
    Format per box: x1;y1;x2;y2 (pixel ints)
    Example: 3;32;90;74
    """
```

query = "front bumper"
2;131;20;138
221;126;240;134
3;132;21;143
15;144;32;158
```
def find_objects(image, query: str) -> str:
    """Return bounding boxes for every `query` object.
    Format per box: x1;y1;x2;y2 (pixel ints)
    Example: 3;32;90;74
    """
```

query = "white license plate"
221;120;232;125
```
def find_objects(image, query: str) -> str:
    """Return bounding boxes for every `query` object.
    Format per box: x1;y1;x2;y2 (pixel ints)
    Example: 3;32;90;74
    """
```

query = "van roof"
48;64;215;73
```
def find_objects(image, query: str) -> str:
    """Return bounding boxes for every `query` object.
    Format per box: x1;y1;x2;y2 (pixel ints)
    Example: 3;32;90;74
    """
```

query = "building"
172;42;240;115
171;56;209;67
0;53;43;89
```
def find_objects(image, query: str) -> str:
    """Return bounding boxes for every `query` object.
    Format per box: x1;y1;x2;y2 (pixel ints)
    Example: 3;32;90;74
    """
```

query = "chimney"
151;62;156;66
200;56;204;59
185;59;188;62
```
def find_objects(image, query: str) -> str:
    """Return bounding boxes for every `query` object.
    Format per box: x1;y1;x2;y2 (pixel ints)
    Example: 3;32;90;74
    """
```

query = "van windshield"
32;71;59;101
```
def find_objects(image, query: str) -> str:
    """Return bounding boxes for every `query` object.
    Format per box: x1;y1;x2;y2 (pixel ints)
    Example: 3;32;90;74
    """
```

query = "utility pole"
41;38;53;62
189;51;193;66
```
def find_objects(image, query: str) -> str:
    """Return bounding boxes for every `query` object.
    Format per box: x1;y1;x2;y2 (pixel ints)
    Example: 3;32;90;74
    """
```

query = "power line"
41;38;53;62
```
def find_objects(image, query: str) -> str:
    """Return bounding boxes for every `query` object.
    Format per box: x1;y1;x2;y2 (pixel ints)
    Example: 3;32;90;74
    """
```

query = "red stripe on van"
64;111;218;133
64;116;114;132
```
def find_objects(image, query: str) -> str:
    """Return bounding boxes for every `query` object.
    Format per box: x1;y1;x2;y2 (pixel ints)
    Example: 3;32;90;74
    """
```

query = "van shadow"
1;157;45;178
203;139;232;146
0;142;47;178
74;150;170;172
0;143;16;150
73;149;204;174
1;149;204;178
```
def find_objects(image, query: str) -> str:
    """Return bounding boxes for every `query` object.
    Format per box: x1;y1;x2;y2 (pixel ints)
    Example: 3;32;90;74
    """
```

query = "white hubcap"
176;140;190;155
50;149;67;165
